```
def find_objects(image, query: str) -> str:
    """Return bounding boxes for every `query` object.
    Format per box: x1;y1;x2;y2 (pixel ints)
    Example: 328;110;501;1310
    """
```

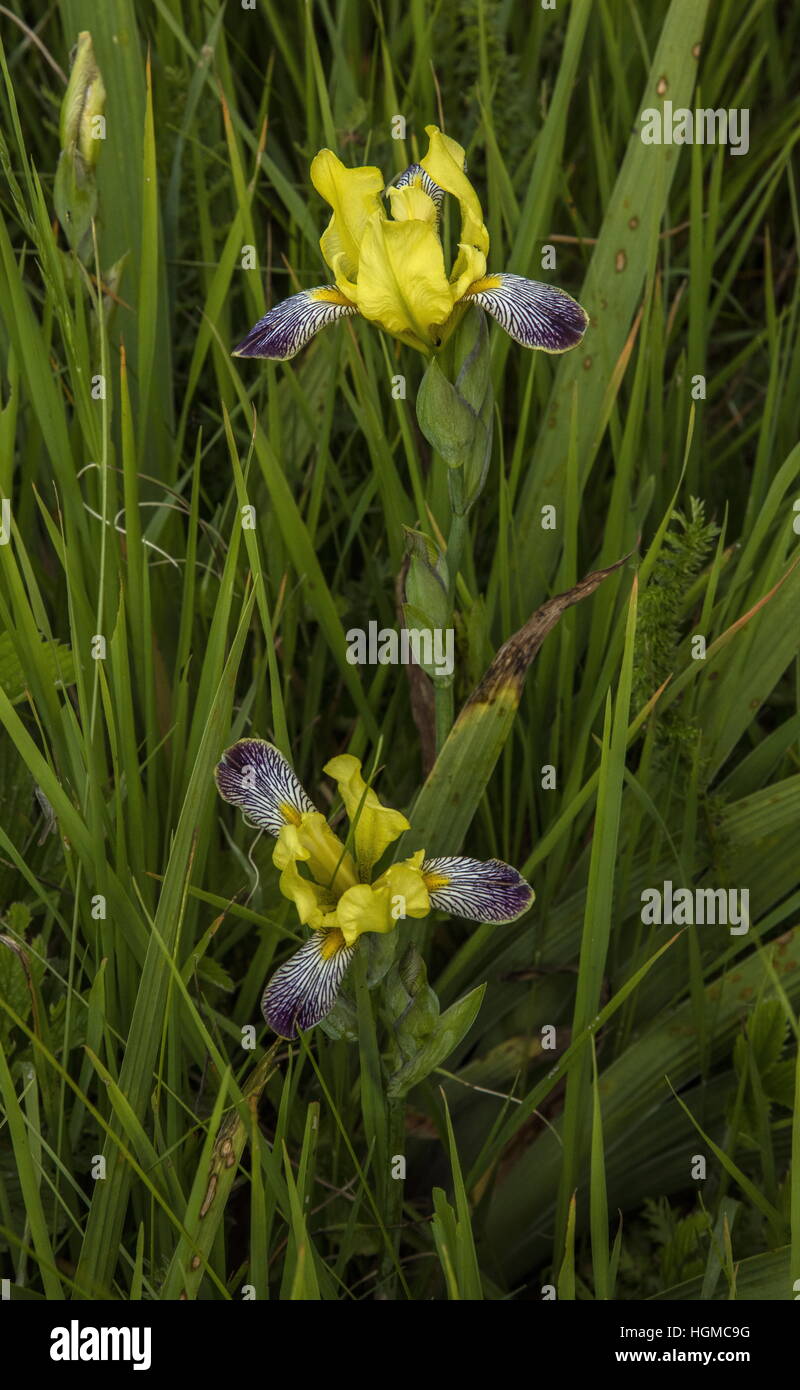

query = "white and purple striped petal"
232;286;358;360
393;162;444;214
461;273;588;352
262;930;356;1038
215;739;316;836
421;856;534;923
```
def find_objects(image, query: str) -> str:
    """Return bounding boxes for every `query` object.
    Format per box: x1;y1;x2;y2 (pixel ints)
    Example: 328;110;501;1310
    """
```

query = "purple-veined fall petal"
461;272;588;352
262;930;356;1038
232;286;357;360
215;739;316;836
421;855;534;923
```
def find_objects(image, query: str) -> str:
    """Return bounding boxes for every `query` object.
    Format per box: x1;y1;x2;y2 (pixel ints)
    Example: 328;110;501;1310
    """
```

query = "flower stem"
433;470;468;751
434;679;454;752
378;1096;406;1299
446;510;468;604
446;468;468;601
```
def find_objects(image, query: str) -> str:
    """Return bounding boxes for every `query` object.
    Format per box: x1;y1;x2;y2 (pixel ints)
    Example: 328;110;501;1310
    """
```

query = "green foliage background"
0;0;799;1300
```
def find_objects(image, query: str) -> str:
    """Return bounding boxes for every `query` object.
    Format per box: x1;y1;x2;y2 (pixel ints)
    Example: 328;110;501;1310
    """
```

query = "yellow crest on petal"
319;927;348;960
323;753;412;878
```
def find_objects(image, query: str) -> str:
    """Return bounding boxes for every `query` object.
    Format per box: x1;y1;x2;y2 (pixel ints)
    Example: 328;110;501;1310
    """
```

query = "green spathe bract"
416;305;493;513
54;31;106;258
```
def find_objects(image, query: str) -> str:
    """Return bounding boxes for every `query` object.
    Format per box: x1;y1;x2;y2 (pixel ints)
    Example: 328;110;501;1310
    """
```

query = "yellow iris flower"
216;739;534;1038
233;125;587;360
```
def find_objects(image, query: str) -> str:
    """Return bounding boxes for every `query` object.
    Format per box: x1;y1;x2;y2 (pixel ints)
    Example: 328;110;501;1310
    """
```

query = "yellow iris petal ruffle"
386;182;438;224
272;811;358;897
450;241;489;302
420;124;489;262
276;857;336;928
310;148;385;282
348;213;456;349
323;753;411;877
335;854;431;945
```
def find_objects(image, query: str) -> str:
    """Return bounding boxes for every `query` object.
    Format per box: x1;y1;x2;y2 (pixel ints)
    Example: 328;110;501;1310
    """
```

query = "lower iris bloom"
215;740;534;1039
232;124;587;360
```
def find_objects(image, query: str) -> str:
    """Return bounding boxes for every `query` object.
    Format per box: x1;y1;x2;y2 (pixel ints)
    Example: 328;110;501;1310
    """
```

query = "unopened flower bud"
416;306;493;513
403;526;450;636
54;32;106;256
60;32;106;169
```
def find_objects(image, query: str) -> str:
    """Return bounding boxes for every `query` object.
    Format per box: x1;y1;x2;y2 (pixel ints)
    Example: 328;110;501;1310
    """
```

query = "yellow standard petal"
323;754;411;878
273;811;358;897
420;125;490;262
310;149;385;282
350;213;456;349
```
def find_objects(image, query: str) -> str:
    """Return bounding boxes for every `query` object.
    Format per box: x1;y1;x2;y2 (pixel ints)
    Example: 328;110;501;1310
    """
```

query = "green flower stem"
446;508;469;603
446;457;469;588
433;466;468;751
434;679;454;753
379;1095;407;1299
415;317;487;750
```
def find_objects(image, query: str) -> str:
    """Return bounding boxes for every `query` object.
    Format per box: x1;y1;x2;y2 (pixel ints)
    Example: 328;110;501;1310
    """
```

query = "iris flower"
215;739;534;1039
233;124;587;361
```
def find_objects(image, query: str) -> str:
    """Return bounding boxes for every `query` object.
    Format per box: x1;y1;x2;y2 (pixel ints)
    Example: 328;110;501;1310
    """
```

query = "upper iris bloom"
232;125;588;360
216;739;534;1038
